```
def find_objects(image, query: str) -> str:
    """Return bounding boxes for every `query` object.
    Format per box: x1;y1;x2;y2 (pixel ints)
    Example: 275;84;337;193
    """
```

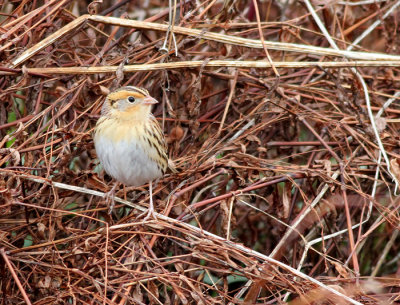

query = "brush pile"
1;1;400;304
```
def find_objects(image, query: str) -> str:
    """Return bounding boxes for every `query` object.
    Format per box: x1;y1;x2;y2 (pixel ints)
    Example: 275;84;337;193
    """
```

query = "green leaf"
23;234;34;247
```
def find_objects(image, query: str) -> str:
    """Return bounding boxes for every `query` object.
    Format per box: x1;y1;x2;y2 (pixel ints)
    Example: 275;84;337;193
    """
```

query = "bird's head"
101;86;158;119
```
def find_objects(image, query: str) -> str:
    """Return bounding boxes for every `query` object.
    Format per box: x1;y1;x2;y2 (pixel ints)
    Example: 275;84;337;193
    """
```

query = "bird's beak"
143;96;159;105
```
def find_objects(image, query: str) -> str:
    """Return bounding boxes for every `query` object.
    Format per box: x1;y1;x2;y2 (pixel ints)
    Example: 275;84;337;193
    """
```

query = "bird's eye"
128;96;135;103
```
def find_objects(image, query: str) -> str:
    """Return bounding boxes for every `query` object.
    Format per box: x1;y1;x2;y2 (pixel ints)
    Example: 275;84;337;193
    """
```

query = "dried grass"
1;0;400;304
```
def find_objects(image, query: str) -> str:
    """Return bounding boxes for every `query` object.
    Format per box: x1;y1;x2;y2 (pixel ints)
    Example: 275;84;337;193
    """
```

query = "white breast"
94;132;163;187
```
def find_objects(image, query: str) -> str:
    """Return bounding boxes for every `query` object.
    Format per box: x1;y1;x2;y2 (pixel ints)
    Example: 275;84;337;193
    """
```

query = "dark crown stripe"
116;86;149;96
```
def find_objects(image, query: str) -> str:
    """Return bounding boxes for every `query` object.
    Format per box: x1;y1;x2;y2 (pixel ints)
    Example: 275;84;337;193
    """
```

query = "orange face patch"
123;103;151;116
107;90;146;101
